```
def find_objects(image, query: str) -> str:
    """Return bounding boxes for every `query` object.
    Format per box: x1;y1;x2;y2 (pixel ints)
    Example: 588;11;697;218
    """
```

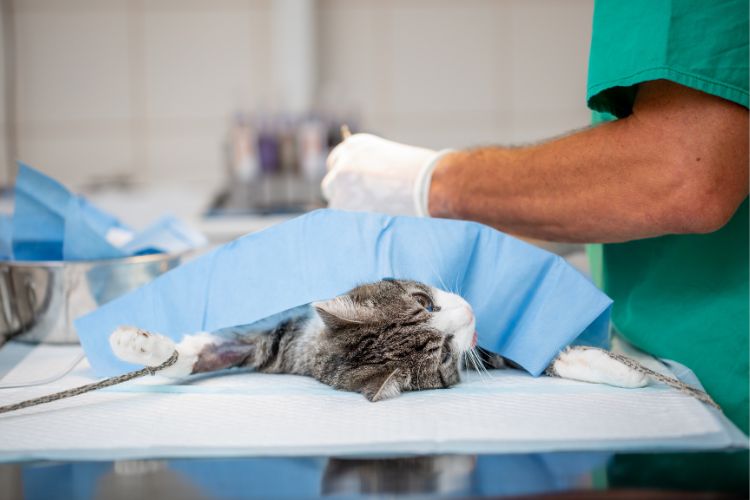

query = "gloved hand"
322;133;452;216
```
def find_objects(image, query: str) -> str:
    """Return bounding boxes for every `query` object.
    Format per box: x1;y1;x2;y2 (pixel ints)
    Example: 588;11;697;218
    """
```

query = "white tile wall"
141;1;271;183
0;6;7;186
3;0;594;188
318;0;593;150
385;1;511;116
15;6;131;123
317;1;382;118
13;0;132;182
507;0;593;142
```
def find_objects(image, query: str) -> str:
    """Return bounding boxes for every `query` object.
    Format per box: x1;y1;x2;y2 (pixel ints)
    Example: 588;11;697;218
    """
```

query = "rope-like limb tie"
0;351;179;415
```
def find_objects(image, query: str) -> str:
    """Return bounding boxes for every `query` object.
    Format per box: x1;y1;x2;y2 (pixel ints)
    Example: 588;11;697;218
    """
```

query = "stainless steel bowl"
0;253;183;344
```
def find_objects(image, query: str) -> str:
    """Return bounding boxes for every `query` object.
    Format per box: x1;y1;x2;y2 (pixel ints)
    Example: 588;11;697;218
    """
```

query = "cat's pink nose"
464;305;474;321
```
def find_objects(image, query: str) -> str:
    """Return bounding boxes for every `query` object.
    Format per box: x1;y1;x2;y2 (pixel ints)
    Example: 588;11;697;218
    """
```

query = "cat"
110;278;658;402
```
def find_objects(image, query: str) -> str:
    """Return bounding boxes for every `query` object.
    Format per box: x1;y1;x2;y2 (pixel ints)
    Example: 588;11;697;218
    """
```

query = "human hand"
322;133;451;216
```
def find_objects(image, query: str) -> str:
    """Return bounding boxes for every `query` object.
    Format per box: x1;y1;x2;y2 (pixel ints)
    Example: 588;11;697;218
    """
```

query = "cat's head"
313;279;476;402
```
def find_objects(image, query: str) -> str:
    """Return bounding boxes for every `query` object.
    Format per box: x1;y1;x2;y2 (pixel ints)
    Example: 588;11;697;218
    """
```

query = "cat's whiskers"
460;351;468;372
426;259;450;294
474;348;505;377
478;350;490;378
468;348;490;382
470;351;486;381
466;351;478;374
473;348;495;364
462;349;477;373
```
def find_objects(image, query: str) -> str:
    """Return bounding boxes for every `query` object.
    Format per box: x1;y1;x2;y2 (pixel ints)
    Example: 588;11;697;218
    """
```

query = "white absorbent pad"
0;344;746;462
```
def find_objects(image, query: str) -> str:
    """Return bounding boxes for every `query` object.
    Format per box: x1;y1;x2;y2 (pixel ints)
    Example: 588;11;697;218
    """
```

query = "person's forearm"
429;82;749;243
429;120;680;242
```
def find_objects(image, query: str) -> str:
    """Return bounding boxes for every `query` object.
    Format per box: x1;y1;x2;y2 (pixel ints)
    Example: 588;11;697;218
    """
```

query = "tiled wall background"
2;0;594;189
0;5;8;186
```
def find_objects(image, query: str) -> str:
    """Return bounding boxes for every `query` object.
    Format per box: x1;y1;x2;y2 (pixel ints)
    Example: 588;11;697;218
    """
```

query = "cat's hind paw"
110;325;176;368
551;347;649;388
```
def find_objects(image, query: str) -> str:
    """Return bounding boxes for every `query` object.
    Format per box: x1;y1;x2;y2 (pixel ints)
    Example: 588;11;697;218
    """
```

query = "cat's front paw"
551;347;649;388
110;326;176;367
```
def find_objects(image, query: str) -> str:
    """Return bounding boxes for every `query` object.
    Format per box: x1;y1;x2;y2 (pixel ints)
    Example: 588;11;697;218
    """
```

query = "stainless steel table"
1;450;747;499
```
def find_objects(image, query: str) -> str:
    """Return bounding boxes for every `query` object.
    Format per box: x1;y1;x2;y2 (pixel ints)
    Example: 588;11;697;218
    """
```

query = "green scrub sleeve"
587;0;749;118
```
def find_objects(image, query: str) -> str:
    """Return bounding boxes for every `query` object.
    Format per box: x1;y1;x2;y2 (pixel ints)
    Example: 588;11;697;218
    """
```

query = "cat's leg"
110;326;250;377
475;346;507;369
546;346;649;388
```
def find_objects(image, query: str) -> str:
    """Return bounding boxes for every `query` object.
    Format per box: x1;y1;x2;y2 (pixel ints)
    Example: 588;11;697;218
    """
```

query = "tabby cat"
111;278;658;401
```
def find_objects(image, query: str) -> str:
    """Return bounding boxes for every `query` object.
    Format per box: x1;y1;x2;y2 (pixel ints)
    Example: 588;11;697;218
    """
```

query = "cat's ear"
314;296;373;329
361;369;402;402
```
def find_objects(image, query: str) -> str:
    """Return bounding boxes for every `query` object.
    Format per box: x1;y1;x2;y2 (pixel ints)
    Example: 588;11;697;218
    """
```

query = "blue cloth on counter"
13;163;72;260
77;209;612;377
121;215;208;256
8;163;205;261
62;196;128;261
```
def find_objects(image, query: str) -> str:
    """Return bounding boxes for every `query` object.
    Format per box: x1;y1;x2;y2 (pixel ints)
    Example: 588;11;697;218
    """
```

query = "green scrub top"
586;0;748;491
586;0;748;435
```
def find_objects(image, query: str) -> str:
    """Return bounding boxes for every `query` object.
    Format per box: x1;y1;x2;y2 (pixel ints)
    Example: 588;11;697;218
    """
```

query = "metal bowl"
0;253;183;344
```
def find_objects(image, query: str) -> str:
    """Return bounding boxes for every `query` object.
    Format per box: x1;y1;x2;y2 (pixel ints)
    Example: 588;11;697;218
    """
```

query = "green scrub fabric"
588;0;749;118
586;0;748;492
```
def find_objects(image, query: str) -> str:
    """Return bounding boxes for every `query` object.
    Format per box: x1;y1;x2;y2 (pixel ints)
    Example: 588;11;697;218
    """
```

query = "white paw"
552;347;649;388
110;326;176;367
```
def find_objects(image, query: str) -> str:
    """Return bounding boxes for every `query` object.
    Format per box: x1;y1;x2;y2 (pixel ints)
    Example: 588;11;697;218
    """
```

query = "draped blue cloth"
76;209;611;377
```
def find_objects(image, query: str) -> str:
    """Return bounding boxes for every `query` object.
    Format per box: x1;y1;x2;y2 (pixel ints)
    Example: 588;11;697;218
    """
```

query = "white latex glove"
322;133;453;216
